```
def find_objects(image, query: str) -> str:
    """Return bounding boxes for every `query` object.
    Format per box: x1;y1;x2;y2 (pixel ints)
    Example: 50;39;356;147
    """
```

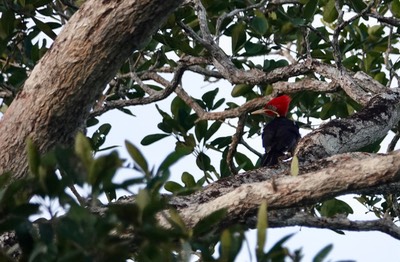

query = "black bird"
252;95;301;167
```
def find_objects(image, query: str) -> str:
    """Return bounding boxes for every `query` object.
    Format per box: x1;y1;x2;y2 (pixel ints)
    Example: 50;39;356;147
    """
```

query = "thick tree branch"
0;0;183;181
296;89;400;162
162;152;400;229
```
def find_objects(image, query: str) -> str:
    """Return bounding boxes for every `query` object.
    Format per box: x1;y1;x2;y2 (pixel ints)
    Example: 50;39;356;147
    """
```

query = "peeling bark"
295;89;400;162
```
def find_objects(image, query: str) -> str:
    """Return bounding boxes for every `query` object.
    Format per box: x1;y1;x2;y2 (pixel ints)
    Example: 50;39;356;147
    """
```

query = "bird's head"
252;95;291;117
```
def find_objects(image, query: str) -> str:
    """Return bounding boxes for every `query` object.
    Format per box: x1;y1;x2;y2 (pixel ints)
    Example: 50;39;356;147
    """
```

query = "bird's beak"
252;108;280;117
251;109;265;115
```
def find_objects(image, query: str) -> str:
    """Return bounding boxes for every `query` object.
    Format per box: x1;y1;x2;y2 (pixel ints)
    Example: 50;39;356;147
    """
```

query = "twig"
332;0;344;67
241;138;263;158
387;132;400;153
332;1;374;67
215;0;268;42
59;170;86;206
90;65;185;117
227;114;247;175
174;85;206;119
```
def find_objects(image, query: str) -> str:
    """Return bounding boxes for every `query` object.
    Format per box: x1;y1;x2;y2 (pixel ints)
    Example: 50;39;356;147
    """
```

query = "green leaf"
349;0;367;13
167;208;187;232
181;172;196;188
117;107;136;116
192;208;227;237
88;151;121;188
204;121;222;141
256;201;268;258
32;17;57;40
195;120;208;142
231;84;253;97
210;136;232;149
175;141;195;155
157;150;187;174
125;141;149;176
91;123;111;151
74;132;93;169
313;244;333;262
319;198;354;218
304;0;318;21
220;229;232;261
202;88;219;111
141;133;170;145
319;102;333;120
266;233;295;258
392;0;400;18
250;11;269;35
0;10;15;38
196;152;212;171
171;96;191;118
26;137;40;176
164;181;183;193
243;42;268;56
86;117;99;127
231;22;246;54
290;155;299;176
263;59;289;72
212;98;225;110
136;188;150;211
234;152;254;171
323;0;338;23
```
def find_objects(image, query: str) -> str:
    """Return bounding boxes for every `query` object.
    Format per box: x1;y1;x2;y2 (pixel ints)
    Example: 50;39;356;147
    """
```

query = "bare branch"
129;71;157;96
90;65;185;117
227;114;247;175
269;212;400;240
369;12;400;27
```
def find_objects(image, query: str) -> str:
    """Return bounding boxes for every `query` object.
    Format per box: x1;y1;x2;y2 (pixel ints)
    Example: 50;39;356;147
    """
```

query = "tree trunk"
0;0;183;182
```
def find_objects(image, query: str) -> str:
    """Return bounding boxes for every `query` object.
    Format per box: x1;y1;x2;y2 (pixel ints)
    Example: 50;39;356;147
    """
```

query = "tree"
1;0;400;260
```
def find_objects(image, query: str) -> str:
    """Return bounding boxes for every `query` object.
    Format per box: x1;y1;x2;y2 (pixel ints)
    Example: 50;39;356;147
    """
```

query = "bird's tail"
261;150;284;167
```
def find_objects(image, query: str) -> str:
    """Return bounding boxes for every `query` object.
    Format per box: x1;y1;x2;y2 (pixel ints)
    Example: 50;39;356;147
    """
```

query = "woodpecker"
252;95;300;167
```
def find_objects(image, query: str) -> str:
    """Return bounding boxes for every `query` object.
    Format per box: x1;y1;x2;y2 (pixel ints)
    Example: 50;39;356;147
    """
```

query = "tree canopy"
1;0;400;261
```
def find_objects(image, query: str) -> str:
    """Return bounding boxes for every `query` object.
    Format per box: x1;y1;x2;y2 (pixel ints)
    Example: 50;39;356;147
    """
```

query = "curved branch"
90;65;185;117
227;114;247;175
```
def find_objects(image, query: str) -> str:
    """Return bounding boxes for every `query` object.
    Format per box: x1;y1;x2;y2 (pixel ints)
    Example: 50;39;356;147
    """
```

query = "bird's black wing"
261;117;300;167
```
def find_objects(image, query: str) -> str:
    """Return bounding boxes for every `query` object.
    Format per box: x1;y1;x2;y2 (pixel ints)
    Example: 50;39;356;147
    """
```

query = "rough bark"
0;0;183;181
160;151;400;229
296;89;400;162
